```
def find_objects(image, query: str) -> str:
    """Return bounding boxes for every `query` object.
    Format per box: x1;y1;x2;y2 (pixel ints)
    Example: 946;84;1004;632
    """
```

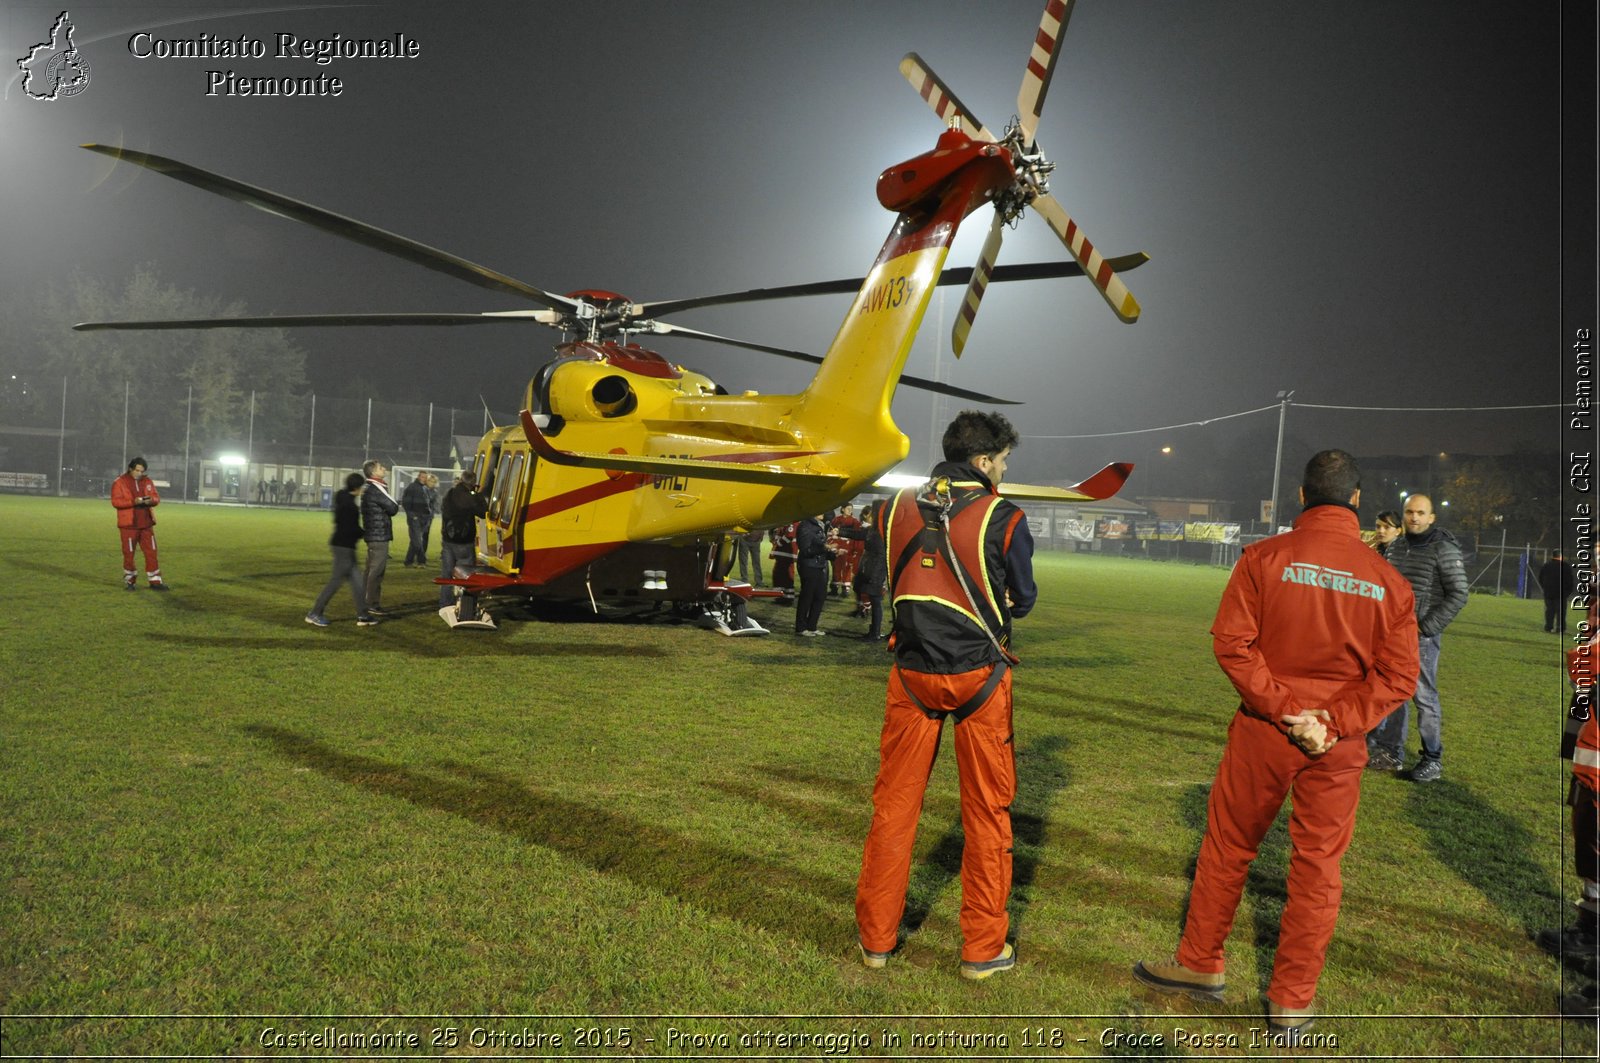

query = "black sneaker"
1407;759;1442;783
1366;749;1403;772
1560;982;1598;1019
149;582;169;592
1538;924;1599;974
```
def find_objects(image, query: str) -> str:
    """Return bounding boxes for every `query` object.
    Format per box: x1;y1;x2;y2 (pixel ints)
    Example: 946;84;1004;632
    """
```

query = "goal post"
390;466;461;498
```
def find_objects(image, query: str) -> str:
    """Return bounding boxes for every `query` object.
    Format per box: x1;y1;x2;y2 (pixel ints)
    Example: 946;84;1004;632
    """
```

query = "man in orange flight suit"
1134;450;1419;1043
111;456;168;591
856;411;1035;980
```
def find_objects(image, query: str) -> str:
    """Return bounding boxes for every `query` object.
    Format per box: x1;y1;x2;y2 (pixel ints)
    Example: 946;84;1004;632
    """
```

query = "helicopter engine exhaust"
590;374;637;418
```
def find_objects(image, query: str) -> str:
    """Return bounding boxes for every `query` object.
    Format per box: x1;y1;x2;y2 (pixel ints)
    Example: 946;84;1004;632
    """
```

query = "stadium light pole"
1269;389;1294;531
121;378;129;469
57;376;67;497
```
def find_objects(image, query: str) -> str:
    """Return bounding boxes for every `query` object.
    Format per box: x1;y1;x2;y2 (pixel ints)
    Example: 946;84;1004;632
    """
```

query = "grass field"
0;496;1593;1059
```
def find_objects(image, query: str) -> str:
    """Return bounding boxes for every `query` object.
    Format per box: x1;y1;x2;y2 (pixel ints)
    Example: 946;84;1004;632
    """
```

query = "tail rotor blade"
898;53;995;141
952;211;1006;358
1016;0;1077;146
1032;193;1140;323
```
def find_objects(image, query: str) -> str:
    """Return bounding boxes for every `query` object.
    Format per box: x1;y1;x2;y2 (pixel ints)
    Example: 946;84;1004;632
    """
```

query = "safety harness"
889;476;1016;723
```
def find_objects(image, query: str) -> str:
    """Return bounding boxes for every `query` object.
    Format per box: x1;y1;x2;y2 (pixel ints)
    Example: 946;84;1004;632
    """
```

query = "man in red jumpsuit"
830;503;863;597
856;411;1035;980
111;456;168;591
1134;449;1418;1042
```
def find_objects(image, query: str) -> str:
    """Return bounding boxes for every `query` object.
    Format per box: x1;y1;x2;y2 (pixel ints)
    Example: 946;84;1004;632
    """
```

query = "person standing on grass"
1133;449;1419;1045
769;521;798;601
360;459;400;616
111;456;168;591
1542;551;1577;634
856;410;1035;981
794;513;835;636
306;473;378;628
830;503;862;597
401;472;435;567
1364;492;1468;780
836;500;887;640
438;470;489;624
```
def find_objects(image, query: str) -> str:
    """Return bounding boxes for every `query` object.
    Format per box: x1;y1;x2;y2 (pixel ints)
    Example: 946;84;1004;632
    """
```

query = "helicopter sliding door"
482;444;532;573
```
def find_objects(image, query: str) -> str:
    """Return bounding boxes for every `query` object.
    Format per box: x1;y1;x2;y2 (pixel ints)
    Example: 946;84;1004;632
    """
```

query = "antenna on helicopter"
480;395;497;430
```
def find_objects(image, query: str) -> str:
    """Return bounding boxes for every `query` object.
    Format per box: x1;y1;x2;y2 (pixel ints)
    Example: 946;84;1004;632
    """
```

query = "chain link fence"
0;383;517;501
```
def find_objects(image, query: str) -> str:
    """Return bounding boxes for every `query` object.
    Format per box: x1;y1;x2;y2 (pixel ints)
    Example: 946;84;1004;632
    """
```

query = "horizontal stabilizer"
521;411;845;490
1000;462;1134;502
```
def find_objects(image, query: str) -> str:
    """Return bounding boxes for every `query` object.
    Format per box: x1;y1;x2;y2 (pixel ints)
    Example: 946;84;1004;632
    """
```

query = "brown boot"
1132;958;1225;1002
1266;1000;1318;1044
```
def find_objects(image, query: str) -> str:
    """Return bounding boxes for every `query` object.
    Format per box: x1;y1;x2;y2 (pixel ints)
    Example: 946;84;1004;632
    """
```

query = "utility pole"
1269;389;1294;532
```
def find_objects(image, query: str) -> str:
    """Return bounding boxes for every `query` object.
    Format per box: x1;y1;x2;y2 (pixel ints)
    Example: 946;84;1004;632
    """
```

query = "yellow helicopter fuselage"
472;138;1012;592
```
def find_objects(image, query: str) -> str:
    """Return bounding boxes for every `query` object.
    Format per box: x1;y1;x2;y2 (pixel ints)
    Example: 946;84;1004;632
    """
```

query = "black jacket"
401;479;434;520
361;478;400;542
1540;558;1576;604
1384;526;1468;637
796;516;831;569
330;489;363;549
440;483;488;544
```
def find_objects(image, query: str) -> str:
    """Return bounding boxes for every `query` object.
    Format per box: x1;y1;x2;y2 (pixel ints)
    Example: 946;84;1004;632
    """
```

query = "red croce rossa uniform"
111;467;163;586
1179;504;1419;1010
856;464;1035;964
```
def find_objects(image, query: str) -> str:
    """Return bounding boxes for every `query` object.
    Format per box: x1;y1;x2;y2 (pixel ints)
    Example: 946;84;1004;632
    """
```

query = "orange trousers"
856;665;1015;962
1177;710;1365;1009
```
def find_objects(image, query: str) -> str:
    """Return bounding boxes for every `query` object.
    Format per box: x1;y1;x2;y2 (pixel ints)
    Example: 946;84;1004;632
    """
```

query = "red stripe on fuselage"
525;472;652;523
521;541;627;585
523;450;825;523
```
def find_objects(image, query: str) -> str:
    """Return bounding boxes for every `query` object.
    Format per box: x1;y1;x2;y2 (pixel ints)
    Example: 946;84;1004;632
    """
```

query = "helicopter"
75;0;1146;635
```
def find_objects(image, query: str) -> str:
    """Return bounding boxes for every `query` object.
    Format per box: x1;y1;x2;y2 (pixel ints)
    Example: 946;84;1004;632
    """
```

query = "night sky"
0;1;1582;484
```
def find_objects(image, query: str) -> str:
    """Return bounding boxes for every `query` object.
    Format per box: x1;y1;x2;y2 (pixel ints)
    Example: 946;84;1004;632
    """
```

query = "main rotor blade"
643;321;1021;406
898;53;995;141
73;310;565;332
1031;193;1141;323
636;256;1146;320
952;211;1006;358
81;144;578;312
1016;0;1077;146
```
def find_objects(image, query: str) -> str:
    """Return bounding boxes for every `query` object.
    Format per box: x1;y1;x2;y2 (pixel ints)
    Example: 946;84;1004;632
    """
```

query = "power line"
1027;403;1278;440
1028;400;1560;440
1296;402;1561;412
